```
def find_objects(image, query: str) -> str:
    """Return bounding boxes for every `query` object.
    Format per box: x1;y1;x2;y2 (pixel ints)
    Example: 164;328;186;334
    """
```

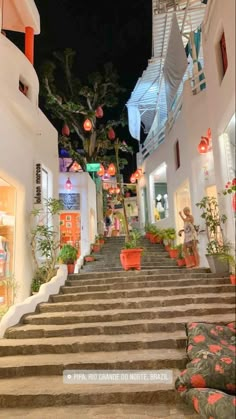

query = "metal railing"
141;67;206;160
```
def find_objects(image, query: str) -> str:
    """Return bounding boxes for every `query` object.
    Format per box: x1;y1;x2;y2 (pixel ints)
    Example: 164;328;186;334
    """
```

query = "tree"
41;49;128;170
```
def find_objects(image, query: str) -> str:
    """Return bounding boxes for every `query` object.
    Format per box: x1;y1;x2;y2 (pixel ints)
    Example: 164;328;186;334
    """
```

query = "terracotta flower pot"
99;239;105;245
177;259;186;267
185;255;196;268
230;274;236;285
92;244;101;253
169;249;178;259
165;245;171;252
67;264;75;274
85;256;95;262
120;248;142;271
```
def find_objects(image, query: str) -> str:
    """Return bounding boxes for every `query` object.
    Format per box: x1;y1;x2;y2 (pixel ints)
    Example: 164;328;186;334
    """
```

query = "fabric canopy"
163;13;188;112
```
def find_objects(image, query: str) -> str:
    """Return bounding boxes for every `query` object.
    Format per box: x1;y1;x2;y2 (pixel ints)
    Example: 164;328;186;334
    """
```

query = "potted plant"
196;196;229;273
218;251;236;285
91;241;101;253
31;266;49;294
163;228;176;252
176;244;186;267
120;230;143;271
58;244;78;274
98;234;105;245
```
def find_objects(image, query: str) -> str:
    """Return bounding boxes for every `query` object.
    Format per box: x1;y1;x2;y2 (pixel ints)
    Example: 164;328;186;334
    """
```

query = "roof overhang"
2;0;40;34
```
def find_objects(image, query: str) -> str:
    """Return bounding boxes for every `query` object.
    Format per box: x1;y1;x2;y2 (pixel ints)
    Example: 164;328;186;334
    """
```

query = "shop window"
220;32;228;76
0;178;16;308
175;140;180;170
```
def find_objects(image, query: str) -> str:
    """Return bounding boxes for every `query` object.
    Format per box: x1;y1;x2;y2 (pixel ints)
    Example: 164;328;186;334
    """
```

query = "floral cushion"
175;322;236;418
183;388;236;419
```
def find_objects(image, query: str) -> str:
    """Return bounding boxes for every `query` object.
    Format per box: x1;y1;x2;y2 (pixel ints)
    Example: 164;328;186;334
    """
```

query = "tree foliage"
41;49;131;170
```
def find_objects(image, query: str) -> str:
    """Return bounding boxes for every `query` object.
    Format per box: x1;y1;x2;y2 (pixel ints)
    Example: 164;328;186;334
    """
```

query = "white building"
127;0;235;267
0;0;59;305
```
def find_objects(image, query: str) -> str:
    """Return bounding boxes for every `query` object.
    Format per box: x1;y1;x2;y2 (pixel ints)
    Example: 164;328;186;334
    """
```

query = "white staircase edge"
0;265;68;338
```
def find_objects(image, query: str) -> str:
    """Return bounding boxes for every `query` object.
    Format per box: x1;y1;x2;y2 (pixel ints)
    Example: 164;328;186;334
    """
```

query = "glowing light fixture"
130;174;136;184
83;119;92;131
198;136;209;154
97;164;105;177
65;177;72;190
107;163;116;176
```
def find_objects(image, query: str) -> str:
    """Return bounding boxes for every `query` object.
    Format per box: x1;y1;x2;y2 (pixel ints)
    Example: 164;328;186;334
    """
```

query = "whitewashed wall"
0;33;58;303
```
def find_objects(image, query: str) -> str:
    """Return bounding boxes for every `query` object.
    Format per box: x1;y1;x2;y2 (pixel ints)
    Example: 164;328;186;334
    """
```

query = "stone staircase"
0;237;235;418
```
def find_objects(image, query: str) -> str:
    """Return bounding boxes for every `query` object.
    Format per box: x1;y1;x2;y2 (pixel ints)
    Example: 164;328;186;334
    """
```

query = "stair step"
66;272;229;286
5;313;234;339
23;304;235;325
51;284;234;302
0;349;186;378
0;403;198;418
39;293;235;313
0;331;187;356
62;278;230;293
75;268;209;280
0;375;182;408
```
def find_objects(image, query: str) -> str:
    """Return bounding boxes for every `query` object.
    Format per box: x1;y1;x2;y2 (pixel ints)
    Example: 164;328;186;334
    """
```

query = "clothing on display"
0;236;9;277
163;193;169;217
156;194;165;212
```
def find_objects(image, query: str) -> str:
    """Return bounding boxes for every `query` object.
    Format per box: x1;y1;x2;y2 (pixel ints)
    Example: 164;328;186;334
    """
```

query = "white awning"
2;0;40;34
126;0;206;140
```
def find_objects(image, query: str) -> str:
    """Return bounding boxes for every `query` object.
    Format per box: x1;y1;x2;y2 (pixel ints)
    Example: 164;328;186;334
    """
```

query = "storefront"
0;177;16;307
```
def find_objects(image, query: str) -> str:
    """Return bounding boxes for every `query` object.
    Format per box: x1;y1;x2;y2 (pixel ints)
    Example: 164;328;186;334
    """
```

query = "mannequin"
163;193;169;217
156;194;164;212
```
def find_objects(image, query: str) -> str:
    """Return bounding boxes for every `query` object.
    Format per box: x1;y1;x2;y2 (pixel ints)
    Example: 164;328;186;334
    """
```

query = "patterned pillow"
184;388;236;419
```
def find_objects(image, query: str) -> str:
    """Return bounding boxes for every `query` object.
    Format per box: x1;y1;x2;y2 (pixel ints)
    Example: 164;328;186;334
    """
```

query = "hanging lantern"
130;174;136;184
198;136;209;154
62;124;70;136
134;170;141;180
108;128;116;140
95;106;104;118
108;187;115;194
102;172;110;181
83;119;92;131
115;186;121;194
232;193;236;212
65;177;72;190
107;163;116;176
97;164;105;177
71;162;81;172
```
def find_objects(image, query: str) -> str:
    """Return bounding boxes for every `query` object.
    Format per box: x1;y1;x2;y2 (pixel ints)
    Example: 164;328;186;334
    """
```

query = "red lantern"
107;163;116;176
232;193;236;212
198;136;209;154
232;178;236;186
108;187;115;194
116;186;121;194
95;106;104;118
62;124;70;136
108;128;116;140
97;164;105;177
83;119;92;131
130;174;136;184
65;177;72;190
71;162;81;172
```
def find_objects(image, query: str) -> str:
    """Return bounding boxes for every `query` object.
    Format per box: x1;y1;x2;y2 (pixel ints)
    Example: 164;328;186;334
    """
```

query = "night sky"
10;0;152;179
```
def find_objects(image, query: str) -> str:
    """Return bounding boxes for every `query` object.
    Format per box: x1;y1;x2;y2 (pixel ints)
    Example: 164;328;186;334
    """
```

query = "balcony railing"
141;67;206;160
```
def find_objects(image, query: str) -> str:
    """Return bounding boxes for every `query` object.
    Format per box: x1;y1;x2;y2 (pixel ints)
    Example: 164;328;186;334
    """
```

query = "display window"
0;178;16;308
60;212;81;257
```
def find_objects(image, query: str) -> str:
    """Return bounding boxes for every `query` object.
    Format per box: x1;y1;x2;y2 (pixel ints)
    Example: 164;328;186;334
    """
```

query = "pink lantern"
83;119;92;131
65;177;72;190
107;163;116;176
108;128;116;140
95;106;104;118
62;124;70;136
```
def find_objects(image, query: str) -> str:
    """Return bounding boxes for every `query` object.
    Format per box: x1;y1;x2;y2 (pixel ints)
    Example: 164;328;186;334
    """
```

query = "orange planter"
230;274;236;285
185;255;196;267
67;264;75;274
92;244;101;253
165;245;171;252
120;248;142;271
177;259;186;267
169;249;178;259
85;256;95;262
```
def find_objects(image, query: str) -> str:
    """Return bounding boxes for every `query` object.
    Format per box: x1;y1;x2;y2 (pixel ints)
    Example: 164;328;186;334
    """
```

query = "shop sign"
86;163;100;172
34;163;42;205
59;193;80;210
